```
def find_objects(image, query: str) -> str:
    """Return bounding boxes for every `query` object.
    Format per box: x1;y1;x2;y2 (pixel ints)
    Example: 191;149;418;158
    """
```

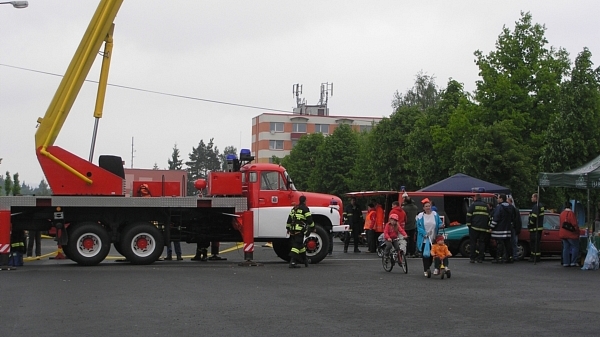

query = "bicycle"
381;239;408;273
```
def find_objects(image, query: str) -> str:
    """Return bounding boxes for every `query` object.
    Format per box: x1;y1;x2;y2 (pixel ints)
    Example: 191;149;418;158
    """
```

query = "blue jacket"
416;211;443;249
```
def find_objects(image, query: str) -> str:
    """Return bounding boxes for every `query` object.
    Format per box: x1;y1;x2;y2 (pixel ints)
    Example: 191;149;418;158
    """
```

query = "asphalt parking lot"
1;239;598;337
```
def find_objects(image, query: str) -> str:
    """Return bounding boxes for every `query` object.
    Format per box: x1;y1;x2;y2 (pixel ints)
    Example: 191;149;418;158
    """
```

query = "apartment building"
251;108;382;163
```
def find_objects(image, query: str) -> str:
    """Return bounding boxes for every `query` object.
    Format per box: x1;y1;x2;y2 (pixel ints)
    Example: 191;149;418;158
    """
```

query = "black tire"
67;222;111;266
272;239;291;262
441;268;445;280
399;251;408;274
377;244;384;258
459;239;471;258
446;270;451;279
517;241;530;260
304;225;330;264
382;254;393;272
120;222;164;265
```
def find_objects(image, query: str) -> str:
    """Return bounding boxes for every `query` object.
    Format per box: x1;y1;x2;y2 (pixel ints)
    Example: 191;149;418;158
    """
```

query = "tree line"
277;12;600;212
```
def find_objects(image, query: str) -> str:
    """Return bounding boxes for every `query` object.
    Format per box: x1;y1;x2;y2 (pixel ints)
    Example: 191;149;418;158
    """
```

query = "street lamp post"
0;1;28;8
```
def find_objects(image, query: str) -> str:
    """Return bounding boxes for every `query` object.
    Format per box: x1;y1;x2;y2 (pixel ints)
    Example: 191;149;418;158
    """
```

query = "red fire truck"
0;0;346;267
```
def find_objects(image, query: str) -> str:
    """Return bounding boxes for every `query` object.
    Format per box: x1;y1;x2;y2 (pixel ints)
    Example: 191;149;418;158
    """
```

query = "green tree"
185;138;221;195
12;173;21;195
309;124;359;196
391;71;440;111
4;171;12;196
280;133;325;191
168;144;184;170
36;180;51;195
470;11;570;204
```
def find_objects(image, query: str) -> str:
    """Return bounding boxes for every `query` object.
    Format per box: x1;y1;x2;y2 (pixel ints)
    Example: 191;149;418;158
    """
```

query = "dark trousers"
433;257;449;269
420;242;433;272
289;233;307;263
529;230;542;259
405;229;416;256
344;224;361;251
494;237;512;261
469;227;486;261
27;231;41;257
367;230;376;252
166;241;182;255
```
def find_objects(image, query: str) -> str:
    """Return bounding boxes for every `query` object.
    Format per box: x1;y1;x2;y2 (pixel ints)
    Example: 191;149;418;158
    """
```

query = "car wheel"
517;241;530;260
459;239;471;257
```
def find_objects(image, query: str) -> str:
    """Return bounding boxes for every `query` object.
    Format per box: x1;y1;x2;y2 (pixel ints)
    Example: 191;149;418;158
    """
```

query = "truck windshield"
284;171;297;191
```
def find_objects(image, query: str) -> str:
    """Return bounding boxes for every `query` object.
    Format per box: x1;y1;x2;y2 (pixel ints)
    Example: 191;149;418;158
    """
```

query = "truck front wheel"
66;222;111;266
120;222;164;265
304;225;330;264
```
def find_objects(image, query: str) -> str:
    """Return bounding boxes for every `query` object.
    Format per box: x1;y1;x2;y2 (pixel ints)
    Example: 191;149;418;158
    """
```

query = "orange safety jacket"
364;210;376;230
373;205;385;232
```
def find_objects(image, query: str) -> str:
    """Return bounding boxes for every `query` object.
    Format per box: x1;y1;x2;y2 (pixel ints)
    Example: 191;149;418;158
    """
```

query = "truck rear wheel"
66;222;111;266
272;239;291;262
120;222;164;265
304;225;329;264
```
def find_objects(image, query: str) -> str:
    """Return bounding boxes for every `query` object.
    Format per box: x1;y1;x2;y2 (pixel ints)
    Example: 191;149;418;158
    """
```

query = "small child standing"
431;235;452;275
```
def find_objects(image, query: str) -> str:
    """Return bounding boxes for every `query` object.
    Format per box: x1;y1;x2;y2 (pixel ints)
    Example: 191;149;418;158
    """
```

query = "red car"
516;211;586;260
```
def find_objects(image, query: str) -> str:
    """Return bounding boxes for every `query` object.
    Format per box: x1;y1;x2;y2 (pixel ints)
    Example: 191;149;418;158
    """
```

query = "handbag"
562;221;576;232
422;237;432;258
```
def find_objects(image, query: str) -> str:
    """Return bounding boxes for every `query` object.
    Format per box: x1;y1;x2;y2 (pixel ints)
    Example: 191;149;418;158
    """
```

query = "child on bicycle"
383;213;407;261
431;235;452;275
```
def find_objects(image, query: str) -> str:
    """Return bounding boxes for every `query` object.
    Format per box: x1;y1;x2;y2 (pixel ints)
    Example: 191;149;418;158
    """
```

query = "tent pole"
587;189;590;230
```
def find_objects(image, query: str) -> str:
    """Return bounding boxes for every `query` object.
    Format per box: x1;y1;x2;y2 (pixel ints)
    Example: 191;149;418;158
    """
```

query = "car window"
520;213;559;230
544;214;559;230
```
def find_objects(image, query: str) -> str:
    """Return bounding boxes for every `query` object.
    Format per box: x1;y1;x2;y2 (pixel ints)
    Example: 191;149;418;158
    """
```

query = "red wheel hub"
83;237;95;250
306;238;317;251
136;236;148;250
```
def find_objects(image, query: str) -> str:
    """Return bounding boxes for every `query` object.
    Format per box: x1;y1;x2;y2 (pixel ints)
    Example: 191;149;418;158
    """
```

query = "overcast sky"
1;0;599;187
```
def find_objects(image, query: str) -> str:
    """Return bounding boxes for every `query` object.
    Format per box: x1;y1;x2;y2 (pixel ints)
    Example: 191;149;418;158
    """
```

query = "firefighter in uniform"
466;193;490;263
528;193;545;262
9;229;26;267
343;197;363;253
286;196;314;268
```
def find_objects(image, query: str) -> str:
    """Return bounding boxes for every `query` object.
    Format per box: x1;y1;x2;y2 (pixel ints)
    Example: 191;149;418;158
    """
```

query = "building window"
269;140;284;150
315;124;329;134
360;125;372;132
292;140;298;148
270;122;284;132
292;123;306;133
318;109;325;116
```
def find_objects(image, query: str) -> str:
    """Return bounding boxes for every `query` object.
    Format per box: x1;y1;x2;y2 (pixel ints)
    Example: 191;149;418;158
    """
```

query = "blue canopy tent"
418;173;511;194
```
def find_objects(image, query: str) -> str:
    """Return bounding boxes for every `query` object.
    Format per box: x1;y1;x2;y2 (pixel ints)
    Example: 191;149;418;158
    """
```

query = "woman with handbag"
416;198;443;277
559;201;579;267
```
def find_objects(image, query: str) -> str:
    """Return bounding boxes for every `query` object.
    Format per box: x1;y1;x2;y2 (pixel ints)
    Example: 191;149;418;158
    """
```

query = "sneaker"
433;269;439;275
570;263;577;267
476;259;483;263
423;271;428;277
563;264;570;267
469;259;475;263
445;267;450;273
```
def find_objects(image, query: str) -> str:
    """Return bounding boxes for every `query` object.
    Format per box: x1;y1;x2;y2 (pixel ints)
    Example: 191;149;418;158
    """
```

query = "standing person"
165;241;182;261
416;198;443;277
466;193;490;263
402;193;418;257
372;200;385;250
286;196;314;268
364;203;376;253
490;194;516;264
559;201;579;267
528;193;545;263
343;197;364;253
507;197;522;261
382;214;407;261
26;230;42;260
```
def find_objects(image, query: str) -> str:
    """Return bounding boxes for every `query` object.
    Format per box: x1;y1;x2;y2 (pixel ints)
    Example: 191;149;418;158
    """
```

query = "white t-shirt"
423;212;436;241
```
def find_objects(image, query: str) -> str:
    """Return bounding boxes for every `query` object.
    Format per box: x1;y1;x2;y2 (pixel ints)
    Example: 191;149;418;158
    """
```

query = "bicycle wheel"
399;251;408;274
382;254;393;272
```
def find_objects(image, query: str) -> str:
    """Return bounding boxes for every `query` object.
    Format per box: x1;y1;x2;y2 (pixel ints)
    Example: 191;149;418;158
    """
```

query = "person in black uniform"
343;197;363;253
528;193;545;263
466;193;490;263
286;196;315;268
